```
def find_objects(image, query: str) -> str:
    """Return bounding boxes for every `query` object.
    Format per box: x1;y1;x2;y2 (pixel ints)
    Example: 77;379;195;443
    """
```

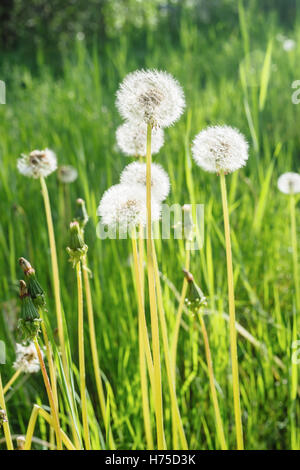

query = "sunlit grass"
0;8;300;449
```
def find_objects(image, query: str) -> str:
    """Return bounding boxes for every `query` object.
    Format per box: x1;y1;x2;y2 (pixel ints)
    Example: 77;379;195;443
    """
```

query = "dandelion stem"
290;192;299;449
40;177;68;377
33;338;62;450
82;254;115;449
146;123;165;449
152;240;188;450
132;235;154;450
197;310;227;450
220;171;244;450
290;193;300;313
171;248;190;376
170;247;190;449
76;261;91;450
0;374;13;449
3;369;22;395
39;311;59;410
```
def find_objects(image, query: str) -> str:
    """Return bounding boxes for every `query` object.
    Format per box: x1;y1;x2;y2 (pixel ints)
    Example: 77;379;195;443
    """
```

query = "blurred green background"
0;0;300;450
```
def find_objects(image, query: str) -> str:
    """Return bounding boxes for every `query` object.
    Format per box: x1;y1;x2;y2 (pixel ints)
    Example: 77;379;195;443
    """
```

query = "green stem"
0;374;13;449
220;171;244;450
82;254;115;449
76;261;91;450
197;311;227;450
146;123;165;450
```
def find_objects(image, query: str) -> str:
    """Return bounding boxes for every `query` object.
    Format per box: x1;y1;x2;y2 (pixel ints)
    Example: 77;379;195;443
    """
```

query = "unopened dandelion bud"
67;221;88;266
184;269;207;313
75;198;89;231
18;280;41;341
19;258;45;308
0;409;8;428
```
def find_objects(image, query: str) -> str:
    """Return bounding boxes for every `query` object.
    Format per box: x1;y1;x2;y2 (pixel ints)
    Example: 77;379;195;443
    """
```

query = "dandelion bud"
19;258;45;308
75;198;89;231
120;162;170;202
184;269;207;313
67;221;88;266
17;280;41;341
17;149;57;179
116;69;185;128
97;183;161;231
192;125;249;174
277;172;300;195
13;342;41;374
116;121;164;157
0;409;8;428
57;165;78;183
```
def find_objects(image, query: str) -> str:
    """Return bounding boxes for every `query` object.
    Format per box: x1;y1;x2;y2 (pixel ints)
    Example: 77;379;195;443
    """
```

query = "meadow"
0;2;300;450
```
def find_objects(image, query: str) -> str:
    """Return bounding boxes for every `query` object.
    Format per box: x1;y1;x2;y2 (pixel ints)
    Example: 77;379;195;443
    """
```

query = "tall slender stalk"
146;123;165;449
289;192;299;449
3;369;22;395
132;235;154;449
290;193;300;313
76;261;91;450
197;311;227;450
171;248;190;375
40;177;68;376
152;241;188;450
82;254;115;449
33;338;62;450
0;374;13;449
219;171;244;450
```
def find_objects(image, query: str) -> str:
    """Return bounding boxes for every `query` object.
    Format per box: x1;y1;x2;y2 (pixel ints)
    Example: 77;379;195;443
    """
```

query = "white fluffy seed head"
120;162;170;202
116;69;185;128
17;149;57;179
57;165;78;183
277;172;300;194
13;343;41;374
192;125;249;174
116;121;164;157
97;183;161;230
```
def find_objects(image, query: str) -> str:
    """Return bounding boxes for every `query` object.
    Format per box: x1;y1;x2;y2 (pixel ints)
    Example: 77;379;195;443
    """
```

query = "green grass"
0;6;300;450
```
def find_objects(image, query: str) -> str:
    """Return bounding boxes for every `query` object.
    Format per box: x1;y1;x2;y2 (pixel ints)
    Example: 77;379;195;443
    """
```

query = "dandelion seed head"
97;183;161;230
116;69;185;128
192;125;249;174
116;121;164;157
13;342;41;374
120;162;170;202
17;149;57;179
277;172;300;194
57;165;78;183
